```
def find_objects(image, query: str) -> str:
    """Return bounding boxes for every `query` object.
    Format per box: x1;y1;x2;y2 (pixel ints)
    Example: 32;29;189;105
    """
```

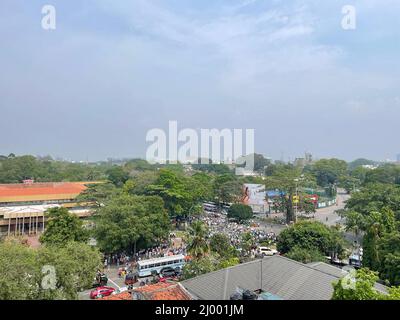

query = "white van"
257;247;278;256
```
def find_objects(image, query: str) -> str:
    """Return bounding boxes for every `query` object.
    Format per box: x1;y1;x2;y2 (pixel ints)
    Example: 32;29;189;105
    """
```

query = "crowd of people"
103;237;187;270
135;244;187;261
102;211;277;276
200;212;277;248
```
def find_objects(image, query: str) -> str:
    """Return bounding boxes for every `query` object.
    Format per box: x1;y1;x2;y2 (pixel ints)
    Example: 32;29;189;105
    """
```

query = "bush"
285;246;326;264
181;256;216;280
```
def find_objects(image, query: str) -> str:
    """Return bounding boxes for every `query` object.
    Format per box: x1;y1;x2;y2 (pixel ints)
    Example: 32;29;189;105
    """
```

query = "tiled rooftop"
99;292;132;301
134;282;192;300
0;182;88;203
98;282;192;301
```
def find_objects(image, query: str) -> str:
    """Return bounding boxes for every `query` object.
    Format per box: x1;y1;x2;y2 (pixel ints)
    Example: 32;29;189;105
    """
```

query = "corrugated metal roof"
306;262;348;278
181;255;387;300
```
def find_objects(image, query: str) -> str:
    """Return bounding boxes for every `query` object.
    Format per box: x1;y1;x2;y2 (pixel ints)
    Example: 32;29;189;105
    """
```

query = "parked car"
257;247;278;257
160;267;177;278
90;286;115;299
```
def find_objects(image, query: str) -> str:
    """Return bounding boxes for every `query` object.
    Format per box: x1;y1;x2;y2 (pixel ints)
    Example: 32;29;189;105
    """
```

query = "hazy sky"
1;0;399;162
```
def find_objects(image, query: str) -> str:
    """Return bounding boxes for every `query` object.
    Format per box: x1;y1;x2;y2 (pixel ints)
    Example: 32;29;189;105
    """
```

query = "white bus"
203;202;218;212
137;254;186;277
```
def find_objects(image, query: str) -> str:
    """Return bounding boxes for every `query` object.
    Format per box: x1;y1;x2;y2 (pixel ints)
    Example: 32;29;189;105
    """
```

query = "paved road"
78;265;159;300
254;190;351;236
78;266;127;300
313;190;350;226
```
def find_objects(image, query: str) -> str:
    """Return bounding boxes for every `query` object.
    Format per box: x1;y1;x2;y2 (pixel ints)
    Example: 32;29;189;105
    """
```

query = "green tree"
348;158;378;171
251;153;271;173
227;204;253;222
186;221;209;259
0;240;101;300
190;172;215;202
332;268;400;300
124;171;158;195
37;242;102;299
210;233;237;259
364;164;400;185
218;257;240;269
350;166;370;185
240;232;256;257
146;169;193;219
93;194;170;254
377;232;400;286
265;167;316;223
40;207;89;246
192;161;232;175
214;174;242;205
310;158;347;187
341;183;400;285
123;159;155;173
0;155;111;183
76;182;119;208
106;166;129;187
181;256;216;280
285;246;326;264
277;221;346;260
0;240;41;299
344;183;400;217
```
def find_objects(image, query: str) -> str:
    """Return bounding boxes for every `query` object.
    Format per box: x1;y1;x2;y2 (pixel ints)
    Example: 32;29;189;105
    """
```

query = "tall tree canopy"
213;174;242;205
93;194;170;254
332;268;400;300
145;169;215;219
40;207;89;246
277;221;346;261
341;183;400;285
76;182;119;207
265;166;316;223
106;166;129;187
309;158;347;187
0;240;101;300
146;169;194;218
0;155;110;183
345;183;400;217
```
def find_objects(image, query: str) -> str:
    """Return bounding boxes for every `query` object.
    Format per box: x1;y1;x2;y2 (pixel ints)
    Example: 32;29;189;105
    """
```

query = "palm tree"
187;221;209;259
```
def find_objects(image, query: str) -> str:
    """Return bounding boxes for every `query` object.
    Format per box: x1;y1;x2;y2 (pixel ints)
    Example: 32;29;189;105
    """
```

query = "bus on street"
137;254;186;277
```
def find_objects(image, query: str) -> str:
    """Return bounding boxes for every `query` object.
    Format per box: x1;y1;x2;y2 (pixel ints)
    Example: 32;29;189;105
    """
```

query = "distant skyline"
1;1;400;162
3;151;399;165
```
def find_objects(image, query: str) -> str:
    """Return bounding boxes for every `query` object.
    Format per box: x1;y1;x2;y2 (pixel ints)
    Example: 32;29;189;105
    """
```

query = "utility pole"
293;179;299;222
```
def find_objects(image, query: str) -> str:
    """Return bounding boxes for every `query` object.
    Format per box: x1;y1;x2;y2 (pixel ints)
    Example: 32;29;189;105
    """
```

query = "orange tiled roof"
0;182;87;203
98;283;192;301
134;282;192;300
99;292;132;301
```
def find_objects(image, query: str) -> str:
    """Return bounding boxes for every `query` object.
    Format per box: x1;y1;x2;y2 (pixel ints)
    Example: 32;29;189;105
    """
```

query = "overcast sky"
1;0;399;162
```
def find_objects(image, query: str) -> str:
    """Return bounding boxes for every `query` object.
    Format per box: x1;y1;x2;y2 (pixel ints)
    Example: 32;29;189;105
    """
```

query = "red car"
90;286;116;299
